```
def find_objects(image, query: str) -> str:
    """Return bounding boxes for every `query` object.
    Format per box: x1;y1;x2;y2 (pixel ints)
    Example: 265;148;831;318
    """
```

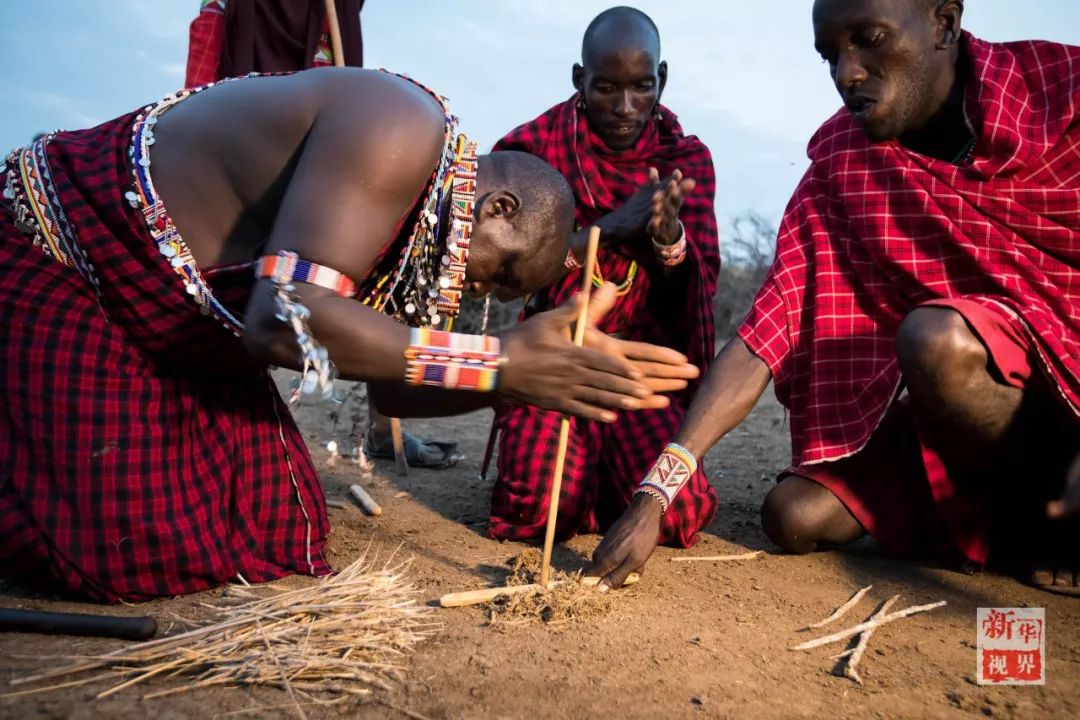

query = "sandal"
363;427;464;469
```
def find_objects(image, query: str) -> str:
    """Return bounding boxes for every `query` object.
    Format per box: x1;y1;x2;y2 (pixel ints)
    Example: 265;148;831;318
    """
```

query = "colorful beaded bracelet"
652;221;688;267
403;327;504;392
634;442;697;513
256;250;357;297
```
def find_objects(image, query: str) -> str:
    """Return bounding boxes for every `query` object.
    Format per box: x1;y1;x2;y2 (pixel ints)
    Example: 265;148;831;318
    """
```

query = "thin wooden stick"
670;551;763;563
842;594;900;685
390;418;408;476
323;0;345;68
790;600;947;651
801;584;873;631
539;226;601;588
439;572;640;608
325;499;346;510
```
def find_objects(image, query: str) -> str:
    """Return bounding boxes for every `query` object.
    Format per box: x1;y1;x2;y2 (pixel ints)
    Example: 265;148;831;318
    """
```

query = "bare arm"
585;337;772;588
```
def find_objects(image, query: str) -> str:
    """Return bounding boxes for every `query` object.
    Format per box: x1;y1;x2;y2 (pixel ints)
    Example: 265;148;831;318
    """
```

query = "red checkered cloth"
185;1;227;88
0;113;331;601
488;98;721;547
739;33;1080;564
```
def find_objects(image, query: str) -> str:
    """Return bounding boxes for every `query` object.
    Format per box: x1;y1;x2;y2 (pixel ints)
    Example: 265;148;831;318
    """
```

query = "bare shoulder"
305;69;447;198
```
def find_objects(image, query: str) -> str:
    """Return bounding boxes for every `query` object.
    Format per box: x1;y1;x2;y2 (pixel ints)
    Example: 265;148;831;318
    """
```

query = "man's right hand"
586;493;664;589
498;283;698;421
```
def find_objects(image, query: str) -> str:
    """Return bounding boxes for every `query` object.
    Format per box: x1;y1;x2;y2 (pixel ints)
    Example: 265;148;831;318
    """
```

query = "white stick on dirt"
801;585;873;631
670;551;763;563
349;484;382;516
842;594;900;685
791;600;947;651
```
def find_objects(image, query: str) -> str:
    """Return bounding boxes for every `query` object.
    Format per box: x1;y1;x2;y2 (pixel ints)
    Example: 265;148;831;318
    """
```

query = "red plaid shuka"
0;113;331;601
488;98;721;547
740;33;1080;565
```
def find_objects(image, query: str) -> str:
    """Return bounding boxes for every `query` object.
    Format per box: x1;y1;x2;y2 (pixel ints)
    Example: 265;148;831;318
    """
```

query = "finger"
672;168;683;183
627;358;701;380
570;345;644;381
584;282;618;328
602;337;693;367
635;394;673;410
600;558;641;592
640;377;689;393
571;385;649;411
558;398;618;423
586;544;621;579
648;166;660;184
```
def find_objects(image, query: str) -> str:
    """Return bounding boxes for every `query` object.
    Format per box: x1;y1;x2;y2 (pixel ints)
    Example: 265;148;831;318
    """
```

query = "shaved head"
582;6;660;63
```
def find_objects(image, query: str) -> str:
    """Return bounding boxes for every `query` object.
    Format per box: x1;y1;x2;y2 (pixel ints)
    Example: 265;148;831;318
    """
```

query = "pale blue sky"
2;1;1079;226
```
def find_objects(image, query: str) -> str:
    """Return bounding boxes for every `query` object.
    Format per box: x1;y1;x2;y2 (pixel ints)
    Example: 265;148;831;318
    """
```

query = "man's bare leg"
896;307;1077;593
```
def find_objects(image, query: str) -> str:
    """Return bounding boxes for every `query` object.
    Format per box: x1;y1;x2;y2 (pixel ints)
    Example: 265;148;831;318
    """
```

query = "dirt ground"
2;379;1079;720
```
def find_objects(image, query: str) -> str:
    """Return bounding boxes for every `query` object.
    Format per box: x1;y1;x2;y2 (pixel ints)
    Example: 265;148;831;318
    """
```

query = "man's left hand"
646;167;695;246
1047;449;1080;519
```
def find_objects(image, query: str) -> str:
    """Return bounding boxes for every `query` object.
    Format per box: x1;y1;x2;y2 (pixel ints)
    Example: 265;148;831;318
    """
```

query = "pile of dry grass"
485;550;617;626
6;552;439;713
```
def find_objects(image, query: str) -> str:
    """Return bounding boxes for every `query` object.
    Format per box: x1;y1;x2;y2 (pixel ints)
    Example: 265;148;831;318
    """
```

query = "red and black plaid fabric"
489;404;716;548
185;1;227;88
739;34;1080;564
488;98;721;547
0;113;331;601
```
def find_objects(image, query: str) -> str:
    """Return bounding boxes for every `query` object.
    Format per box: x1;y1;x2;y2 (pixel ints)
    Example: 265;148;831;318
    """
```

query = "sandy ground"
2;379;1079;720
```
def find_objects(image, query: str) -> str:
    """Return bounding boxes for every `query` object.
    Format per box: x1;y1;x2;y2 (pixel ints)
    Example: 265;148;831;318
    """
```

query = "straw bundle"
6;553;439;710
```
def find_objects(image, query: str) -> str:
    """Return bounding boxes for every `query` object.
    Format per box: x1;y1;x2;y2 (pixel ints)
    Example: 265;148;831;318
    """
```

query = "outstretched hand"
498;283;696;421
1047;450;1080;520
646;167;695;247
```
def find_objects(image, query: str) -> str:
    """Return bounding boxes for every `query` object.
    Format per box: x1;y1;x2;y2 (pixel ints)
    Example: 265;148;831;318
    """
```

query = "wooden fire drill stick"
539;227;601;588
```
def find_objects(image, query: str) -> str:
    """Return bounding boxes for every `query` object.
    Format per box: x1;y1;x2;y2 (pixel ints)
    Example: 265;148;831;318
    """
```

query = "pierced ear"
572;63;585;93
487;190;521;219
936;0;963;49
657;60;669;99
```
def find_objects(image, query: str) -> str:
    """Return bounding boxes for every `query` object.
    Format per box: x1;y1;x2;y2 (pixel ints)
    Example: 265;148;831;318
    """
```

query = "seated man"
588;0;1080;594
0;68;698;601
489;6;722;549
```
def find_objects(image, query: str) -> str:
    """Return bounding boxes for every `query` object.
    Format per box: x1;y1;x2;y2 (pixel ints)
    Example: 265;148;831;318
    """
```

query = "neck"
899;53;971;161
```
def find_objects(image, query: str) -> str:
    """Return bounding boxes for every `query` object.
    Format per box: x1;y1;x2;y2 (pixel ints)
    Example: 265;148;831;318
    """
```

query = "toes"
1054;568;1077;588
1031;566;1054;587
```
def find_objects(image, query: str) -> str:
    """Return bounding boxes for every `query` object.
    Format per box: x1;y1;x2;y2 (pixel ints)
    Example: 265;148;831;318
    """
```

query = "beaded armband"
633;442;697;513
565;248;583;270
256;251;345;402
404;327;503;392
256;250;357;297
651;221;688;267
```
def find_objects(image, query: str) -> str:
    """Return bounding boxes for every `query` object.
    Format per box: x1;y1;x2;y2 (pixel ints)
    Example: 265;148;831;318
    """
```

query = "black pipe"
0;608;157;641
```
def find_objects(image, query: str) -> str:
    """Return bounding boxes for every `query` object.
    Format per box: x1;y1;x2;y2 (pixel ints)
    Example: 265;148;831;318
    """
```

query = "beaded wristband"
270;281;338;403
651;221;688;267
633;442;697;513
564;248;583;270
404;327;503;392
257;250;357;297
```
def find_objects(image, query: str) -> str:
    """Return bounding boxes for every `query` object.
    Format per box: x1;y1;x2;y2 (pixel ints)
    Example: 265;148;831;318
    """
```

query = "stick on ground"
670;551;763;563
349;484;382;516
790;600;947;651
538;226;601;588
842;594;900;685
801;584;873;631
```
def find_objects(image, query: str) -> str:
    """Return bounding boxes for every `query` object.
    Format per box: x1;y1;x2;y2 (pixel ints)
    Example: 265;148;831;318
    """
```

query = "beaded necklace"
355;74;475;329
124;71;475;336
